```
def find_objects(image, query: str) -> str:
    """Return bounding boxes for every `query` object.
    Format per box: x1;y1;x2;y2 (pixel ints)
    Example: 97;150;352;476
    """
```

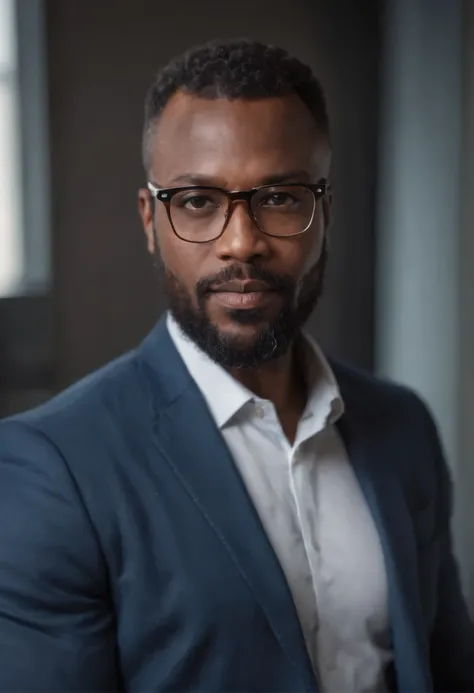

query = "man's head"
138;39;332;369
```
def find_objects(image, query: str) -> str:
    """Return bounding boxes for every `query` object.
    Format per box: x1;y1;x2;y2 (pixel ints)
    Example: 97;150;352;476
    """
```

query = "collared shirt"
167;313;392;692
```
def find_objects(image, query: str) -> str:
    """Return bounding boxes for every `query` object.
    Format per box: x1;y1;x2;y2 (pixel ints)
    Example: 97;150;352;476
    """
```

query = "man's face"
138;92;332;368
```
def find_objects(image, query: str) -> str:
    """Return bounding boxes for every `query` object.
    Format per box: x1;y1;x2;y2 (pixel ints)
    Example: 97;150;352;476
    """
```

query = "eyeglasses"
147;180;330;244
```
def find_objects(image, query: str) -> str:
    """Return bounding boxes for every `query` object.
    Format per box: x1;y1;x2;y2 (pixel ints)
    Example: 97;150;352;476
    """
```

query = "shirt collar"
166;313;253;427
166;312;344;431
301;332;345;428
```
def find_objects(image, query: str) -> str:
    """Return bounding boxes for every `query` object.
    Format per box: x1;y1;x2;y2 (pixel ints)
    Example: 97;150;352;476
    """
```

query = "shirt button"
255;406;265;419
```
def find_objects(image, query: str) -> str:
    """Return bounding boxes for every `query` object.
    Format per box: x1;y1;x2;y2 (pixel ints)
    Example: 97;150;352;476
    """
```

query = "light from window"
0;0;23;296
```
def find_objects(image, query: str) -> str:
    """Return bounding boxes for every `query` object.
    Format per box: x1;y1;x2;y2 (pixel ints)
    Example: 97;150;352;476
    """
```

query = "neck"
228;341;308;430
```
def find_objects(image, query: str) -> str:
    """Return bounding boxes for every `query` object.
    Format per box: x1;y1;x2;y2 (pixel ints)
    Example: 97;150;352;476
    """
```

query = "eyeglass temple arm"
147;182;160;196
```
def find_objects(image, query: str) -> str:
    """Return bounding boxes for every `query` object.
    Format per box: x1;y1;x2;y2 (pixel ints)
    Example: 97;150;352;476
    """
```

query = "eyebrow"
166;169;312;188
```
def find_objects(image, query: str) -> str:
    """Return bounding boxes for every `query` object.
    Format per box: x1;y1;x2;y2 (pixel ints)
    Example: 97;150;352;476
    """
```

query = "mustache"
195;264;295;300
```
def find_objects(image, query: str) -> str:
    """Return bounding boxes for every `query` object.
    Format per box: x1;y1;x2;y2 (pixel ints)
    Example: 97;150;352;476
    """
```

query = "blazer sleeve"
426;414;474;692
0;419;120;692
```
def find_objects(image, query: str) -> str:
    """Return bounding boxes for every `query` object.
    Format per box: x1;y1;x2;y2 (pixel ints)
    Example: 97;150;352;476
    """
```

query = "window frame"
0;0;51;298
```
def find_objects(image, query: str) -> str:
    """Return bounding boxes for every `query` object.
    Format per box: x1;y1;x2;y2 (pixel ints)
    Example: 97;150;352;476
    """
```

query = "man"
0;39;472;693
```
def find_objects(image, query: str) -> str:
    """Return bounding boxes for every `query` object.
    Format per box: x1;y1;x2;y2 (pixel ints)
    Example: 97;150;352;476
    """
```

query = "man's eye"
182;196;213;210
263;193;296;206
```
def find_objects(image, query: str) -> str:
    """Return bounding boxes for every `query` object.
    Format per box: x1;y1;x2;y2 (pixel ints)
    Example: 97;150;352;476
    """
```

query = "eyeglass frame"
147;179;331;243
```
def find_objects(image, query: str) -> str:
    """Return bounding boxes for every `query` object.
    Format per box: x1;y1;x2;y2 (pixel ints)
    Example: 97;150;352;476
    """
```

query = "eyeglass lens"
168;185;317;241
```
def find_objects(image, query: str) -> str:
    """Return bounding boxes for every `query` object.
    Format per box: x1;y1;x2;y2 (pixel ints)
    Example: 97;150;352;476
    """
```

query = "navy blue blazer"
0;318;472;692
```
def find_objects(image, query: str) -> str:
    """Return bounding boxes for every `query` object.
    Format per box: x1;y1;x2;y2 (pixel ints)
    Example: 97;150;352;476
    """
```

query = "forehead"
150;92;329;187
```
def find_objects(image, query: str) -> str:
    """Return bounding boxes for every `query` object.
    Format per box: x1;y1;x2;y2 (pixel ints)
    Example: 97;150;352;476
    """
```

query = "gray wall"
376;0;461;468
376;0;473;610
458;0;474;610
45;0;380;390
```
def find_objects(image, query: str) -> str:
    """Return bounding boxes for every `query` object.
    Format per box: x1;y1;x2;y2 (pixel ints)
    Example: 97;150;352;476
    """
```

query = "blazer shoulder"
332;358;448;502
330;358;428;414
331;357;444;463
1;348;148;444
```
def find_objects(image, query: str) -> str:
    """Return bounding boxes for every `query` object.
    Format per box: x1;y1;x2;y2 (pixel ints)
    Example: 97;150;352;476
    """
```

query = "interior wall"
375;0;473;610
457;0;474;610
45;0;380;389
375;0;462;469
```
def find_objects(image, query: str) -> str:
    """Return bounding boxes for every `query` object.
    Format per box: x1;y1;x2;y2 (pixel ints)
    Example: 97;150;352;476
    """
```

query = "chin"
220;328;264;351
213;305;275;329
211;314;272;344
211;320;260;341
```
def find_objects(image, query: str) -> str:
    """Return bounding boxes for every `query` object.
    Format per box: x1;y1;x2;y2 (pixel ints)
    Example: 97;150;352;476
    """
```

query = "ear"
138;188;156;254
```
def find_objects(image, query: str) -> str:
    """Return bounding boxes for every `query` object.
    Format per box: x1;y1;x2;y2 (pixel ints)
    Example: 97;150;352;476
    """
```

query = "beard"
156;237;327;369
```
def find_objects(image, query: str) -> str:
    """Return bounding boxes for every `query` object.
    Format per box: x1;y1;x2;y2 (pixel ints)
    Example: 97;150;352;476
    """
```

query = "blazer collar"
335;378;432;692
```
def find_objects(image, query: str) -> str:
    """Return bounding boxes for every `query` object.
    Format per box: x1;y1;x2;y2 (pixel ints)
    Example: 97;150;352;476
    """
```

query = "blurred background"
0;0;473;611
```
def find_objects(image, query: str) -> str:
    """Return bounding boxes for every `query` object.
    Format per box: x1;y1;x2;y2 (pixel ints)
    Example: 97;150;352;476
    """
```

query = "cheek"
156;221;207;293
154;208;185;271
280;212;325;279
302;208;325;270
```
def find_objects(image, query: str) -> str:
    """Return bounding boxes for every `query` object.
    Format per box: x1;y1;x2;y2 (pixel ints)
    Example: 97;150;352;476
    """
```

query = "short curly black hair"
142;38;330;172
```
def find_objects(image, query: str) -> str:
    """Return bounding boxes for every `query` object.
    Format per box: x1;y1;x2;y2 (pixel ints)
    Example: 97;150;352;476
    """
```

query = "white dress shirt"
167;313;393;692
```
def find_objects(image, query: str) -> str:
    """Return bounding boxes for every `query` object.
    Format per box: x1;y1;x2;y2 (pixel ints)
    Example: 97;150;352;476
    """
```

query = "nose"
215;199;271;263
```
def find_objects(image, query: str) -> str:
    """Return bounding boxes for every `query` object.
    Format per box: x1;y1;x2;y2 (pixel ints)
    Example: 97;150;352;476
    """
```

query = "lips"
209;280;278;309
211;280;275;294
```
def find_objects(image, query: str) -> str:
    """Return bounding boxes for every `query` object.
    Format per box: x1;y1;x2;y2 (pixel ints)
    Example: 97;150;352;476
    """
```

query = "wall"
376;0;473;609
376;0;462;469
45;0;381;389
458;0;474;610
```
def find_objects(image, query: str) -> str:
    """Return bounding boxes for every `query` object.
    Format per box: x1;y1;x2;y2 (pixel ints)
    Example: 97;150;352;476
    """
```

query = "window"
0;0;22;295
0;0;50;297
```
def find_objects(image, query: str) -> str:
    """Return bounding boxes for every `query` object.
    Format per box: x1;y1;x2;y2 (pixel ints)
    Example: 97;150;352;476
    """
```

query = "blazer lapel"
139;319;318;693
336;392;432;693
